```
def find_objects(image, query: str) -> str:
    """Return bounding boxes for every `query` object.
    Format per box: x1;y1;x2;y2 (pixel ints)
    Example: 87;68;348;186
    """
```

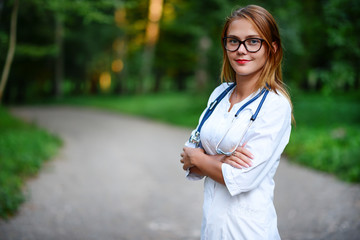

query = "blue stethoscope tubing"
189;82;269;151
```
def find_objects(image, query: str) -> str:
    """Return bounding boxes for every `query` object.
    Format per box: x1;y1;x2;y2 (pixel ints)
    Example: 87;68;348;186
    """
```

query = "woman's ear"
272;41;278;53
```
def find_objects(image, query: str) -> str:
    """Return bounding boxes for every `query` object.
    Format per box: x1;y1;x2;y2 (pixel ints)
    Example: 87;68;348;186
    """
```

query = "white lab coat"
185;83;292;240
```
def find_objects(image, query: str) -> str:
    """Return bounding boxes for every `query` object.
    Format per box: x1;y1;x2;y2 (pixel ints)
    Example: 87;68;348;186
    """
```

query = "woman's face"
226;18;267;81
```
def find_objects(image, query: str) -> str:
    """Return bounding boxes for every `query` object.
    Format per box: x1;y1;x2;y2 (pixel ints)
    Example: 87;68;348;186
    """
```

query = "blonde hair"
220;5;294;122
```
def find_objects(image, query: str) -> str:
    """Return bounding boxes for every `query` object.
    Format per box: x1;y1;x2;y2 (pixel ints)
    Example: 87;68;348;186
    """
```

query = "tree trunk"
152;71;161;92
140;0;163;93
54;14;64;99
0;0;5;24
113;7;127;94
0;0;19;104
139;44;155;92
195;36;211;91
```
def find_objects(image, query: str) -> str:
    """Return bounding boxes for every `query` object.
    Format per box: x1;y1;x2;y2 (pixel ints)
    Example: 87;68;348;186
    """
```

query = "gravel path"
0;106;359;240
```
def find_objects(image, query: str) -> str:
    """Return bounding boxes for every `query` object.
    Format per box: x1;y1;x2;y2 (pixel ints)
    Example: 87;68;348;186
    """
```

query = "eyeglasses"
223;37;265;53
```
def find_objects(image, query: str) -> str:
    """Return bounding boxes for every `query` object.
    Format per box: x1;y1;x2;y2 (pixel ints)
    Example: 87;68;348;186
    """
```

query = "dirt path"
0;106;359;240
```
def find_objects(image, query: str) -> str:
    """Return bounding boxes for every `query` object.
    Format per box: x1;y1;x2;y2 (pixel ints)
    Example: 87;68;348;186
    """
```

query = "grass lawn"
0;107;62;219
56;90;360;183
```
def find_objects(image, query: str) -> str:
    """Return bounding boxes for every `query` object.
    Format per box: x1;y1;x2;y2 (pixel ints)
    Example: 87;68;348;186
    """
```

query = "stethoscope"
189;83;269;156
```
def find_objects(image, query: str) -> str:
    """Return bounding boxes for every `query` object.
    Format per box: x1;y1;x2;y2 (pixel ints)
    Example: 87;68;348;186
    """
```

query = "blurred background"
0;0;359;219
1;0;359;100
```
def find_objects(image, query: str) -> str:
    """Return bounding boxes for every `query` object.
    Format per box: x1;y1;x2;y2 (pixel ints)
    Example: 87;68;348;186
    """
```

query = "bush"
286;126;360;182
285;90;360;182
0;107;62;219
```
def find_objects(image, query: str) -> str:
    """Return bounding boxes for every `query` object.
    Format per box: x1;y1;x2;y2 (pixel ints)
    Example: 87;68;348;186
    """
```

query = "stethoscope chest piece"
189;131;201;147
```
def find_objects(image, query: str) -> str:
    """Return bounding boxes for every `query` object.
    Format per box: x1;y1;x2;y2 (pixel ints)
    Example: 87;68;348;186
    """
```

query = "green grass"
286;125;360;182
287;91;360;182
55;90;360;183
0;107;62;219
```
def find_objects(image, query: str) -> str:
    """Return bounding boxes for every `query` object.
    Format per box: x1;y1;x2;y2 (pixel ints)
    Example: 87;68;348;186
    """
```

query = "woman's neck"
233;76;257;102
228;77;257;112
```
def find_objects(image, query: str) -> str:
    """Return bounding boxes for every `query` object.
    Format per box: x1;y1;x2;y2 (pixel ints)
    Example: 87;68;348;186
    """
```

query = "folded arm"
180;145;254;184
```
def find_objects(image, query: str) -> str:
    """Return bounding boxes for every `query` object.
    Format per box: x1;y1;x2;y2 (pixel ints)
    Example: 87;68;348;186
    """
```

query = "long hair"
220;5;294;122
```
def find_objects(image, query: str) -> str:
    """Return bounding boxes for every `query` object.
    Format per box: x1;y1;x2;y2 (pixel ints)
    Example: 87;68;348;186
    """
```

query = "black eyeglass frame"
223;37;265;53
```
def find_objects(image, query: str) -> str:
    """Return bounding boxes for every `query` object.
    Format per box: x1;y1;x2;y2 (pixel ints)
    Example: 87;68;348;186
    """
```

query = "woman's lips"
236;59;250;64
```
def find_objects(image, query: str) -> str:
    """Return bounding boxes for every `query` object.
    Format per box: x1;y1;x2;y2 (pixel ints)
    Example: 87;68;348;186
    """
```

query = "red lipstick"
236;59;250;64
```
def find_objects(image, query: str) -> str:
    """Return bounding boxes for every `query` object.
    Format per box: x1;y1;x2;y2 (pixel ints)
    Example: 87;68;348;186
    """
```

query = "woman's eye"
248;39;260;45
229;39;238;44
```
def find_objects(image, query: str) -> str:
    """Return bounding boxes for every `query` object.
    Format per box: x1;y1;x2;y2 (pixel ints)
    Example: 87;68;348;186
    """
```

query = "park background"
0;0;359;218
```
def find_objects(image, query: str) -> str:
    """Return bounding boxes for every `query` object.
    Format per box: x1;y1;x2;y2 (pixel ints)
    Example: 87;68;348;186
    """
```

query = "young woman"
180;5;293;240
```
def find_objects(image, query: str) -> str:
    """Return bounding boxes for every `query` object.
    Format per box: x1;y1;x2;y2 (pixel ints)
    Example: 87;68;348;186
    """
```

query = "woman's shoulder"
265;90;292;113
213;82;234;93
254;90;292;126
208;82;235;101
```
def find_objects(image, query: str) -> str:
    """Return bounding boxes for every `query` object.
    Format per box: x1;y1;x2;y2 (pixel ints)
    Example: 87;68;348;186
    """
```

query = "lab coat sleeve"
222;93;292;196
184;140;205;180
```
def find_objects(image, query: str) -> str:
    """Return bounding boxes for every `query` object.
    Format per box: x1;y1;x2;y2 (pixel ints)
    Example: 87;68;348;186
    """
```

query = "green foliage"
1;0;118;103
291;91;360;127
286;126;360;182
15;44;57;58
286;91;360;182
0;107;62;218
1;0;359;101
276;0;360;91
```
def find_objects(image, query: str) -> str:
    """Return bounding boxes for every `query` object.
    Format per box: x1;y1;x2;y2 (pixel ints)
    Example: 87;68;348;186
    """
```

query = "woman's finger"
222;155;249;168
236;152;253;166
183;162;193;170
223;158;243;169
233;156;251;168
232;152;252;167
236;146;254;159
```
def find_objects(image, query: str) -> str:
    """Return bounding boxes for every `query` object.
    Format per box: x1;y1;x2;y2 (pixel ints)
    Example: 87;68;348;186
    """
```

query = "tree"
41;0;115;98
140;0;163;93
0;0;5;23
0;0;19;104
1;0;117;102
54;11;64;98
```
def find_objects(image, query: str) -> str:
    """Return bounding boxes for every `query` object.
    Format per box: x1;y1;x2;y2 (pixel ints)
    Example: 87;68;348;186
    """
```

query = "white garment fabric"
185;83;292;240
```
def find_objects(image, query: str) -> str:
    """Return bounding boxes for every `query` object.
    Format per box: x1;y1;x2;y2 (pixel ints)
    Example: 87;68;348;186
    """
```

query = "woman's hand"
180;147;205;170
221;144;254;169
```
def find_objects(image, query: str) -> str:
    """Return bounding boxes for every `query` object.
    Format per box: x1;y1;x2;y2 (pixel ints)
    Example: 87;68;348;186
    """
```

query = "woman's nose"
237;42;248;54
